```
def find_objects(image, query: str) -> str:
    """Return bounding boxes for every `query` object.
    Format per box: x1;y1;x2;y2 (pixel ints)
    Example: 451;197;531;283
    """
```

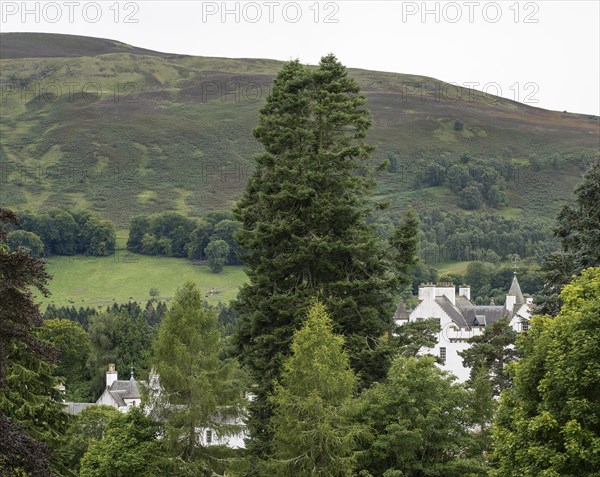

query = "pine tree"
458;316;519;394
233;55;416;459
152;281;244;473
265;301;363;476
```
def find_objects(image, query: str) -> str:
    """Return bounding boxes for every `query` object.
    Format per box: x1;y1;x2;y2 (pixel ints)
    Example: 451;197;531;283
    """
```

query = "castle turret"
506;272;524;311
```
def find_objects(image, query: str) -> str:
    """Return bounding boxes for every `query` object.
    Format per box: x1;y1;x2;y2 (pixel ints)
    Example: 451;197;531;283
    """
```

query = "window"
440;347;447;363
206;429;213;445
522;321;529;332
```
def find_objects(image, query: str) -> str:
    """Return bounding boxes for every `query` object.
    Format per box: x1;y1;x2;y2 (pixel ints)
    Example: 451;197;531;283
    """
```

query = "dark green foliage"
186;220;212;260
62;405;119;474
205;239;230;273
537;159;600;315
7;229;45;257
467;365;495;455
73;211;116;256
216;302;239;337
390;208;420;286
0;343;71;477
447;164;471;192
417;211;555;264
464;261;494;295
391;317;441;357
43;304;98;330
79;406;162;477
0;208;59;477
127;211;244;264
424;162;446;186
17;209;115;257
491;268;600;476
87;305;153;397
233;55;418;459
39;319;92;402
412;154;512;209
358;356;486;477
458;316;518;394
458;182;484;210
127;212;196;257
212;219;243;265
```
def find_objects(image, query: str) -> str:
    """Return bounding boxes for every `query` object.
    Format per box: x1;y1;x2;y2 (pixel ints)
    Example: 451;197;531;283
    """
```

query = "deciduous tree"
358;356;486;477
491;267;600;476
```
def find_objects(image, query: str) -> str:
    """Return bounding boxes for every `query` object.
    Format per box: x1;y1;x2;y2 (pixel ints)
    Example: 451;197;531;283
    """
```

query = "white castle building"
397;273;533;382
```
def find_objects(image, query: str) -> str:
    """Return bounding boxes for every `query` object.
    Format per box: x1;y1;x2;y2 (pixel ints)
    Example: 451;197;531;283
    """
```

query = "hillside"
1;33;598;228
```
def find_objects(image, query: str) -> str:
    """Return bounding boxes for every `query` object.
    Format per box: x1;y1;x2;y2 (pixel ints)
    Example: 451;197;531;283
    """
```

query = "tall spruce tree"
233;55;417;459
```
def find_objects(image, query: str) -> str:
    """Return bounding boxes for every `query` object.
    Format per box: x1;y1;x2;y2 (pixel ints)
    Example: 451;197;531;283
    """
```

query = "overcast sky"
2;1;599;115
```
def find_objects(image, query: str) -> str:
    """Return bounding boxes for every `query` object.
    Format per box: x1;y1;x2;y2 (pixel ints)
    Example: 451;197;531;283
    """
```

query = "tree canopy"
266;301;363;476
491;267;600;476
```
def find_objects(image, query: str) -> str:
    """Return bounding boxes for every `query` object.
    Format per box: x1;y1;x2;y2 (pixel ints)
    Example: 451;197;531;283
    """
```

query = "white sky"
2;0;599;115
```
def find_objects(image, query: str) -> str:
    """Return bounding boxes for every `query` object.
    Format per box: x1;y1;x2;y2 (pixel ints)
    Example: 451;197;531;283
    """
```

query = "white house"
397;273;533;382
63;364;142;415
95;364;142;412
64;364;247;448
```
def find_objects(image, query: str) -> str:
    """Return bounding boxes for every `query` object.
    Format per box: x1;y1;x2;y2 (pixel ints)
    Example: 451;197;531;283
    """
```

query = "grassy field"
435;261;472;275
36;254;248;310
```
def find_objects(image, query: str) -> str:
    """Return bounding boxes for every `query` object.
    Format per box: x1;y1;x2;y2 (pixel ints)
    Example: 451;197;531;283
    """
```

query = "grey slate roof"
435;296;469;327
107;378;142;406
455;296;473;307
458;306;506;326
435;296;507;328
109;379;141;399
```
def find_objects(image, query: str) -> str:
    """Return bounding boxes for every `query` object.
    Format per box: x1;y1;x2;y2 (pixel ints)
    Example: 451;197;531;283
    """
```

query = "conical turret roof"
508;272;525;304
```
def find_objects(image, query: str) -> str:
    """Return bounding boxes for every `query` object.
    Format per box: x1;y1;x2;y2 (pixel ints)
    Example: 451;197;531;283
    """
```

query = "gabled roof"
508;273;525;304
435;296;469;327
458;305;506;326
434;296;507;328
455;296;473;307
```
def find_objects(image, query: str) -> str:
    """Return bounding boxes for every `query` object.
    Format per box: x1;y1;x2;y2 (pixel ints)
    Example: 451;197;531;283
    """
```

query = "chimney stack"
459;286;471;300
106;364;118;389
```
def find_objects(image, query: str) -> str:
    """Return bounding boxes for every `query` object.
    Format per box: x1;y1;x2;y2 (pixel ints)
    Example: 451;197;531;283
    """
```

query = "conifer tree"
265;301;363;476
152;281;244;473
233;55;417;458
